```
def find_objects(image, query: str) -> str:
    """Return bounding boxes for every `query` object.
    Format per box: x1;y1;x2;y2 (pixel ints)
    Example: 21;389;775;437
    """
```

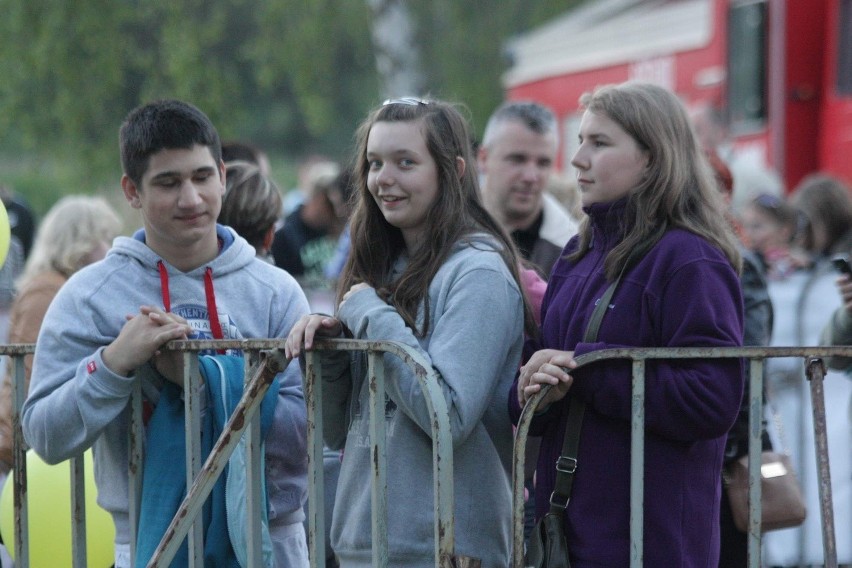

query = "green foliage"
411;0;578;138
0;0;577;197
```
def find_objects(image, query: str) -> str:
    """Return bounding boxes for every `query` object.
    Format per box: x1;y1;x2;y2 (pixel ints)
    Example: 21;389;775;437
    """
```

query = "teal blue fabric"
135;355;279;567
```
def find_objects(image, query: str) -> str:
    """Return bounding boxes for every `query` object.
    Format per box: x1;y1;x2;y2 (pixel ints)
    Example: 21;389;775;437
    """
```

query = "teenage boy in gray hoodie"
21;100;310;567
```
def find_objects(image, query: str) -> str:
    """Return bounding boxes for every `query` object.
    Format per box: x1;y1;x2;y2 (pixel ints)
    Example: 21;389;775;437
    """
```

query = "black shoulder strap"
548;275;622;516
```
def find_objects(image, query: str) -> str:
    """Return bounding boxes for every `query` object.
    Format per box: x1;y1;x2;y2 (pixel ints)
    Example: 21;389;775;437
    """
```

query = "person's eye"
194;172;214;183
368;159;382;170
399;158;415;168
156;178;179;188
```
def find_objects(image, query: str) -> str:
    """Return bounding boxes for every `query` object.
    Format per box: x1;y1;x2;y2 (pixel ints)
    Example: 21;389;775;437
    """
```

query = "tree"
0;0;579;212
366;0;425;99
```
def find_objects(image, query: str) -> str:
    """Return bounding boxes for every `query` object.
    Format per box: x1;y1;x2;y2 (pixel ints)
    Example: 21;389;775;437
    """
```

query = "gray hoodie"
319;236;524;567
21;225;310;550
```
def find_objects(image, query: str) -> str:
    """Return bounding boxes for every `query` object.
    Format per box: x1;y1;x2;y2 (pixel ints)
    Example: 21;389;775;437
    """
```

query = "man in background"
478;101;577;278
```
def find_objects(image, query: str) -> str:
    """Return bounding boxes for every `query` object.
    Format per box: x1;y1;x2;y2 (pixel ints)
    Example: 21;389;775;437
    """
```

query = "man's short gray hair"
481;101;557;148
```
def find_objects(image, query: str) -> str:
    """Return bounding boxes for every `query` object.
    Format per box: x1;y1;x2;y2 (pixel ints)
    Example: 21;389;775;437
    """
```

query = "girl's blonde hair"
569;82;741;276
18;195;122;288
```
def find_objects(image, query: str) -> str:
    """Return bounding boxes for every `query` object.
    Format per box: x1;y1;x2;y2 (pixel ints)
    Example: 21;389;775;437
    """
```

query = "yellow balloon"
0;449;115;567
0;199;9;268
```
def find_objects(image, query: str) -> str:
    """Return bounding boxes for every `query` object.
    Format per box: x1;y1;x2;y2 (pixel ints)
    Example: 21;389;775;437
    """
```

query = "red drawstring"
204;267;224;342
158;261;171;312
157;260;225;352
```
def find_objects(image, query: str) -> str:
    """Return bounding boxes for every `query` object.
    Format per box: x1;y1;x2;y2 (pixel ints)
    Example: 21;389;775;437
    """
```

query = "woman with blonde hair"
0;195;122;475
514;82;744;566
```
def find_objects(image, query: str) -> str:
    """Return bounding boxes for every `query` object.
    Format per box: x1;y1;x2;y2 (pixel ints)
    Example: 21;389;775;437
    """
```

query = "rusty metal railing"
138;339;289;567
2;339;287;568
303;338;458;568
512;345;852;568
7;343;851;567
3;338;459;568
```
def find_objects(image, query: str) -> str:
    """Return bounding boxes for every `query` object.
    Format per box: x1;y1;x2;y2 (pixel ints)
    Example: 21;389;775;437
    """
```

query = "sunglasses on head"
382;97;430;107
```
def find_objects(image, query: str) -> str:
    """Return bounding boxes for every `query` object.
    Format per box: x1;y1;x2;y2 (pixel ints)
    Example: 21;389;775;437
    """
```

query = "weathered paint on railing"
805;357;838;567
5;342;850;567
7;347;32;568
145;337;459;567
145;345;287;566
305;338;459;568
512;345;852;568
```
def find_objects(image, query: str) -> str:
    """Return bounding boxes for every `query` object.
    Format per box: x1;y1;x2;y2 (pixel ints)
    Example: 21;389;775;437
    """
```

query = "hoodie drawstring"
203;267;224;342
157;260;225;345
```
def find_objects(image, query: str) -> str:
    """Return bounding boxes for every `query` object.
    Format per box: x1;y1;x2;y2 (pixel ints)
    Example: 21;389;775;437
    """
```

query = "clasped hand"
517;349;577;408
102;305;193;386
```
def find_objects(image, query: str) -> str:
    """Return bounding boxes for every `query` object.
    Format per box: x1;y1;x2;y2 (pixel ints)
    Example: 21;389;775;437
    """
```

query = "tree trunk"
366;0;425;99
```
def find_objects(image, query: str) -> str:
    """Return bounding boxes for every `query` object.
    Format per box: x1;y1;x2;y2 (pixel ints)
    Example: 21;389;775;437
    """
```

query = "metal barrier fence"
3;342;851;567
2;338;458;568
513;345;852;568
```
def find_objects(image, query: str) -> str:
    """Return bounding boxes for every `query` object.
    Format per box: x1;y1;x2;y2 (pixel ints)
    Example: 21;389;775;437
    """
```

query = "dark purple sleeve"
570;258;745;442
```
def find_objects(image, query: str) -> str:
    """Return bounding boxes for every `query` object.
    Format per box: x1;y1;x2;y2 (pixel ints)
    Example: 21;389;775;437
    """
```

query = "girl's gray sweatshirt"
319;237;524;567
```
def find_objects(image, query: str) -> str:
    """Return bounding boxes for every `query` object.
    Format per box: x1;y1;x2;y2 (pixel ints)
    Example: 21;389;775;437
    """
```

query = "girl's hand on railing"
285;314;343;359
518;349;577;408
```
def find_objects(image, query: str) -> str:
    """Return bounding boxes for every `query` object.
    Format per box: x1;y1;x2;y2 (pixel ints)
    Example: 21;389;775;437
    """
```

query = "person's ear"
219;159;227;195
456;156;466;179
121;175;142;209
476;146;488;172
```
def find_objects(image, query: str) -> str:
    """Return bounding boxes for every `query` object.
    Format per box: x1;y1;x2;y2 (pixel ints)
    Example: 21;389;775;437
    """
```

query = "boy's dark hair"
119;99;222;186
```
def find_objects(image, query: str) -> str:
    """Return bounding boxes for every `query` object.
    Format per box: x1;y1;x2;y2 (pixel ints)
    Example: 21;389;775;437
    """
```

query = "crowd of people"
0;81;846;567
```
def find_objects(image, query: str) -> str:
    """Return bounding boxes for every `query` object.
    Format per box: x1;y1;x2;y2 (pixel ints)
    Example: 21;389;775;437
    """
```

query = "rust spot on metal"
231;408;246;431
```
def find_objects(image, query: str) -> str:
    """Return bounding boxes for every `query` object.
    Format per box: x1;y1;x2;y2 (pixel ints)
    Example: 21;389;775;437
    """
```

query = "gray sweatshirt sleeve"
263;284;312;522
337;265;523;447
22;289;136;464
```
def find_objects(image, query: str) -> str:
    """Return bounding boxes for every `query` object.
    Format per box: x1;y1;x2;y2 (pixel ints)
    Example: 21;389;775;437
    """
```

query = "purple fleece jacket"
510;199;744;567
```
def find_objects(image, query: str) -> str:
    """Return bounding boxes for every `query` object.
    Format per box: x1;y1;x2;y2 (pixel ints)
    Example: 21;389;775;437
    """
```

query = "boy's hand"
102;305;193;381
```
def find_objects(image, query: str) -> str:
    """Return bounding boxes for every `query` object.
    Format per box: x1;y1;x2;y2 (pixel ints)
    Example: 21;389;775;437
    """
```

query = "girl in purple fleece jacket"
511;82;745;567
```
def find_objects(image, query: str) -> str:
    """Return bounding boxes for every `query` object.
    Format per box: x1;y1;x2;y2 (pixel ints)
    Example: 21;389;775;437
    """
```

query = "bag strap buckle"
549;490;569;511
556;456;577;474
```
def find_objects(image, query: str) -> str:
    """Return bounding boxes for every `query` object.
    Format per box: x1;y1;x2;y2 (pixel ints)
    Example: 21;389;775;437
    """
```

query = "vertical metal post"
368;352;389;567
746;358;764;567
305;351;327;568
244;353;264;567
11;355;29;568
511;401;531;568
629;360;645;568
129;378;144;567
183;353;203;567
805;358;838;568
69;454;88;568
